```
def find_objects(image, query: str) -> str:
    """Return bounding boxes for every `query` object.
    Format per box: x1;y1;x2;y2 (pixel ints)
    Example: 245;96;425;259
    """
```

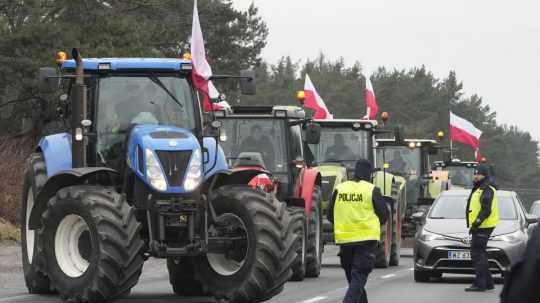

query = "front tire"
305;186;323;277
42;186;144;303
288;207;307;281
389;199;401;266
167;257;205;296
21;153;53;294
376;204;392;268
414;269;431;282
195;185;297;303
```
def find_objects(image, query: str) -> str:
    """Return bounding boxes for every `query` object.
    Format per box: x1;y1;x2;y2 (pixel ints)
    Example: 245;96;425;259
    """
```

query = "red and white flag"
474;148;483;162
364;76;378;120
303;74;333;119
450;112;482;149
190;0;229;111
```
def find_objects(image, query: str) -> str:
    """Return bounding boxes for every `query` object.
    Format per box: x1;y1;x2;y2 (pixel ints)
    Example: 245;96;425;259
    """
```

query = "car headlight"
490;230;523;244
419;229;446;242
184;148;202;191
145;148;167;191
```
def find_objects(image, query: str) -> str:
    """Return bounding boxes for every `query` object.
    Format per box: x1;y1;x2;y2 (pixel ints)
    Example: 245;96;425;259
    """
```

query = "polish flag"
190;0;224;111
364;76;378;120
450;112;482;149
303;74;333;119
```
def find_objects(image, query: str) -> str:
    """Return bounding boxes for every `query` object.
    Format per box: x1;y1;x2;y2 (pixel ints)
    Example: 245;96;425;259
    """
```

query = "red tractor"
215;106;323;281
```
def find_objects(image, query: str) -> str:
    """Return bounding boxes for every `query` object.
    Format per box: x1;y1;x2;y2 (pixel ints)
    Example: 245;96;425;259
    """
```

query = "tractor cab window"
310;127;370;170
220;119;287;173
95;76;195;167
377;146;421;180
446;166;475;187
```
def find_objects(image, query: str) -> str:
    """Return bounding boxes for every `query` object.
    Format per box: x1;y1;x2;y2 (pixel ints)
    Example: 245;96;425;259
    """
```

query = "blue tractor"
21;49;297;303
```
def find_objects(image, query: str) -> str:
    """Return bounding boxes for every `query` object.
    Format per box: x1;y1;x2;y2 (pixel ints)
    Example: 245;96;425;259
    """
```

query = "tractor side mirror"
304;123;321;144
38;67;59;93
240;69;256;95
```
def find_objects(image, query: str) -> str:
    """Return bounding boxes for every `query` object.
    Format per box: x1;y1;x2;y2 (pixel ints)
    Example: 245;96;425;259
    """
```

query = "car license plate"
448;251;471;260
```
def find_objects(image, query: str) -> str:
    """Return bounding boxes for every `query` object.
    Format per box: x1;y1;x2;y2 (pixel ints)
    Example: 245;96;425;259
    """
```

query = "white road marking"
301;296;327;303
381;274;396;279
0;294;34;302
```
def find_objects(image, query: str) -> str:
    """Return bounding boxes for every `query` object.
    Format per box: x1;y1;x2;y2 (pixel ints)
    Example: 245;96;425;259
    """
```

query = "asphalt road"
0;246;503;303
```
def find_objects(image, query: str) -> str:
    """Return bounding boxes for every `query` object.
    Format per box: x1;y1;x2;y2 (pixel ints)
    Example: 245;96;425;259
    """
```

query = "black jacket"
465;177;495;229
501;221;540;303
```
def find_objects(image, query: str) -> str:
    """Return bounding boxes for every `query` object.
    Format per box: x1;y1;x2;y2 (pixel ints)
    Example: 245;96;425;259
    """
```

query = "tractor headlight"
184;148;202;191
145;149;167;191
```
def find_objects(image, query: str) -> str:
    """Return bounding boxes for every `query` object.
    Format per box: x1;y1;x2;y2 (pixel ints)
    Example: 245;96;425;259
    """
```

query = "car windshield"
446;166;475;187
309;127;370;170
429;194;517;220
96;76;195;166
376;146;421;179
219;118;288;173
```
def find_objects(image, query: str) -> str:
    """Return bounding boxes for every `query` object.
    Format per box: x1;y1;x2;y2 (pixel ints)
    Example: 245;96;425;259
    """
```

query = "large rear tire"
42;186;144;303
167;257;205;296
195;185;297;303
376;204;392;268
288;206;307;281
389;199;401;266
305;186;323;278
21;153;53;294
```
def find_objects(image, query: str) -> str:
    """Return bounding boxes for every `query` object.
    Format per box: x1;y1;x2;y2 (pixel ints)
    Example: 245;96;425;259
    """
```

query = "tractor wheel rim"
54;214;91;278
25;188;35;264
207;213;249;276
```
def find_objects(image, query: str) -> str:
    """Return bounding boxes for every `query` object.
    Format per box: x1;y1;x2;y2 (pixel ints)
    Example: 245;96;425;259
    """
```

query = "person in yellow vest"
465;164;499;292
327;159;389;303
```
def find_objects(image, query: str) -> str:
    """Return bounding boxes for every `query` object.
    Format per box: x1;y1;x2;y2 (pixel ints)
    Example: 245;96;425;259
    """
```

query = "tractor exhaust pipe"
71;48;87;168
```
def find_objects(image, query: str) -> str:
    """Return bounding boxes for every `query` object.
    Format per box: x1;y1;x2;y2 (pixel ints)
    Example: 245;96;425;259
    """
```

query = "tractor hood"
127;124;202;194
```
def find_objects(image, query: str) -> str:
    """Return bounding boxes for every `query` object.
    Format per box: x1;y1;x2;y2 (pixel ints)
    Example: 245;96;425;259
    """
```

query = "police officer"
465;164;499;292
327;159;389;303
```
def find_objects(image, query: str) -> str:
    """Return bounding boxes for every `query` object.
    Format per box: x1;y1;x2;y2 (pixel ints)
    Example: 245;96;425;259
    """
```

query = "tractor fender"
202;137;228;181
37;133;72;177
205;168;271;192
28;167;118;229
294;167;322;216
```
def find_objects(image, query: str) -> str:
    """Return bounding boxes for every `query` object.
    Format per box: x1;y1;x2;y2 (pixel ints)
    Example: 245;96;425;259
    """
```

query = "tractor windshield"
446;166;475;187
219;118;288;173
310;127;370;170
377;146;421;180
95;75;195;166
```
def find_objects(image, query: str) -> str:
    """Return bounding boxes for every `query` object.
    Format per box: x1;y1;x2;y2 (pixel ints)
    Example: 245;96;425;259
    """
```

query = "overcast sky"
232;0;540;141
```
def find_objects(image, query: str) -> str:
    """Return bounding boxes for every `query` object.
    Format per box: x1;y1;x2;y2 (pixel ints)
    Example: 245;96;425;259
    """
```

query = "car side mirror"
411;211;426;224
38;67;59;93
240;69;256;95
304;123;321;144
525;213;539;225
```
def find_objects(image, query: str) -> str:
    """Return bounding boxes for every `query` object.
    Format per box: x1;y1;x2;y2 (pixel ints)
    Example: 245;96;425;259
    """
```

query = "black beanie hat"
475;164;490;177
354;159;373;181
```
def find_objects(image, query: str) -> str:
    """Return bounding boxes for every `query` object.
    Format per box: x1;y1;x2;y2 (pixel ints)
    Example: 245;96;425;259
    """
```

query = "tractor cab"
432;159;478;189
309;119;377;203
214;105;320;200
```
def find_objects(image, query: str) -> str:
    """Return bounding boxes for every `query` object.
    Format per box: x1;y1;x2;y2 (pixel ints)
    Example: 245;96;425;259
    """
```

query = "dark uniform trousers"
471;228;494;289
339;242;376;303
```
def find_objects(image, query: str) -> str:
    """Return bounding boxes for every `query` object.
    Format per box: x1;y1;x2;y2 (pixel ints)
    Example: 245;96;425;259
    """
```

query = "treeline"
0;1;538;224
238;56;540;206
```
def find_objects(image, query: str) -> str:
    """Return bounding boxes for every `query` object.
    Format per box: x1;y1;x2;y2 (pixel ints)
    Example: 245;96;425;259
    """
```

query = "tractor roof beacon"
215;105;324;280
21;50;298;303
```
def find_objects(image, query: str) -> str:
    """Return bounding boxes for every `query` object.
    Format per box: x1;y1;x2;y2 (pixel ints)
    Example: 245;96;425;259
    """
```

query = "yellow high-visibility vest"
468;186;500;228
334;180;380;244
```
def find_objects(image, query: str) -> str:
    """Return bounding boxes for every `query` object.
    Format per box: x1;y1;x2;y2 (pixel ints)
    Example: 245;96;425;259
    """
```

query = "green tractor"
375;138;445;237
21;50;298;303
309;119;406;268
432;159;478;190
